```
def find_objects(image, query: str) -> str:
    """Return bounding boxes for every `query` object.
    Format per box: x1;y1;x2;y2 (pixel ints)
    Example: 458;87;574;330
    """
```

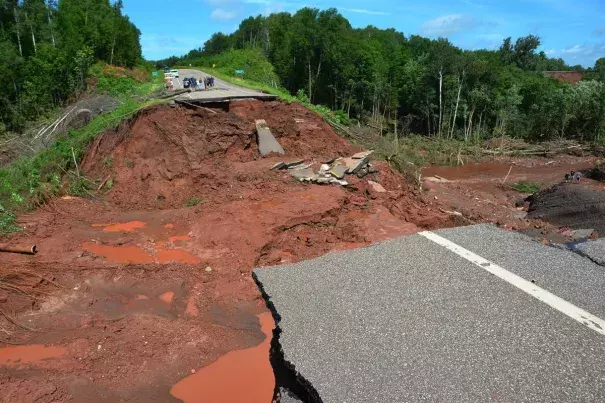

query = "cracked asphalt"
254;224;605;402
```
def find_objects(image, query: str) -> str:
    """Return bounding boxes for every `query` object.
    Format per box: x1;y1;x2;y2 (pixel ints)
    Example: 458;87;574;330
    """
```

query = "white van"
170;69;180;78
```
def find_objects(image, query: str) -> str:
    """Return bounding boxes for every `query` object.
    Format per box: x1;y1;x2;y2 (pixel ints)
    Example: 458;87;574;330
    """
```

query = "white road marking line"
419;231;605;337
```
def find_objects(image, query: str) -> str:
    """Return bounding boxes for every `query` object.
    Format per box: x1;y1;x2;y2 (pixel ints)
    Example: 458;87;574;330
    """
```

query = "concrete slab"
254;224;605;402
329;162;347;179
256;119;285;156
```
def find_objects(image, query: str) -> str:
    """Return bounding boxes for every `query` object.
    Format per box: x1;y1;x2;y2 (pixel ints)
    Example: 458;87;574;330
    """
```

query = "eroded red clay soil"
1;101;451;402
3;100;595;401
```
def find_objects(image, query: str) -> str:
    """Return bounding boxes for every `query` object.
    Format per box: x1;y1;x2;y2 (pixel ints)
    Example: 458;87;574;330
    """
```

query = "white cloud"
421;14;480;37
340;8;389;16
561;44;583;54
210;8;237;21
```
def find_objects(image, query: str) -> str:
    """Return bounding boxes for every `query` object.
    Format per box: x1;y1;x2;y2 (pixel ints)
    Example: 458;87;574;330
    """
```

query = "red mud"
170;312;275;403
96;220;147;232
0;100;462;401
0;345;66;366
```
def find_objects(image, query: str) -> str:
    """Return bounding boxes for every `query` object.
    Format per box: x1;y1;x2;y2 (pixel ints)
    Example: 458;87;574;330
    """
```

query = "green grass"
102;157;113;168
0;72;166;236
511;180;542;193
185;197;203;207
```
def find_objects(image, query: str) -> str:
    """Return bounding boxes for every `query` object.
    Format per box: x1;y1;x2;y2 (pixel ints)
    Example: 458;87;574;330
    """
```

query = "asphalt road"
172;69;276;103
254;224;605;402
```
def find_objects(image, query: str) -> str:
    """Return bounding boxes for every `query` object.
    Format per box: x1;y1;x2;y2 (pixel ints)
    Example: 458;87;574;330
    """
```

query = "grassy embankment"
0;64;165;235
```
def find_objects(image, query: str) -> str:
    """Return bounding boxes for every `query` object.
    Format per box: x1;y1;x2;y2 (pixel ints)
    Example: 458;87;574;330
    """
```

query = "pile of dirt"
82;101;358;210
527;183;605;235
1;100;453;401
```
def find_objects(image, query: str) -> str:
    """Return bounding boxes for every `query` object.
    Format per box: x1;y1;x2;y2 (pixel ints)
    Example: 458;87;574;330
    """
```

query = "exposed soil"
1;100;451;402
422;156;600;242
3;99;599;401
527;183;605;235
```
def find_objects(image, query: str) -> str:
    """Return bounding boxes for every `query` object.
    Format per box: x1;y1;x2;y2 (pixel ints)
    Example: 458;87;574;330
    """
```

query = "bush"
511;181;541;193
195;48;280;88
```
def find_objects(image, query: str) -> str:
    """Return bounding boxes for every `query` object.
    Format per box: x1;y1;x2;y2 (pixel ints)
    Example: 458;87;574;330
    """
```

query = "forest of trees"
0;0;142;133
161;8;605;143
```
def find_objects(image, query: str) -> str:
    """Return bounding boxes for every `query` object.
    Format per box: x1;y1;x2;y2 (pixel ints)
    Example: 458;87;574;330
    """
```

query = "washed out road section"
254;224;605;402
173;69;277;103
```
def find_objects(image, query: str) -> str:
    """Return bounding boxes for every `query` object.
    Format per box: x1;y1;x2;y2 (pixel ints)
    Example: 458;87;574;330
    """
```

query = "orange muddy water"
0;345;66;366
170;312;275;403
93;221;147;232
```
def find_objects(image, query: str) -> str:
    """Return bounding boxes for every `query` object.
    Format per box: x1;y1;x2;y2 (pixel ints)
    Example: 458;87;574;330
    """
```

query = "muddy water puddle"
170;312;275;403
0;345;66;367
82;241;200;264
92;221;147;232
423;161;593;181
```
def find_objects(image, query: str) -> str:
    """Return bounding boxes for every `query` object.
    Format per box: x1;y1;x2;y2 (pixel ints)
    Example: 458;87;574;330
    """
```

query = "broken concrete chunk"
271;162;287;170
357;167;369;178
342;156;370;174
329;162;348;179
352;150;374;159
256;119;285;156
368;180;386;193
285;160;305;169
323;157;337;165
290;167;316;182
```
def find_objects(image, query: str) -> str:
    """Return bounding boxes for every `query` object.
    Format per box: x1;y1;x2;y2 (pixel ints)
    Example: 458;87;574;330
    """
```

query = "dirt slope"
1;100;450;402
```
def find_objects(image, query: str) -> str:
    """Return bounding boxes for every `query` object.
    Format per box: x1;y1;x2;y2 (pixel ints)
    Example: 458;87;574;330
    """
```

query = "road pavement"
171;69;276;103
254;224;605;402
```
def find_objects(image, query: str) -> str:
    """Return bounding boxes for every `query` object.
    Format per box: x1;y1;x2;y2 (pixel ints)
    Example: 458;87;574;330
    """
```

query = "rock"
367;163;379;174
352;150;374;159
570;229;595;241
329;162;348;179
423;176;449;183
256;119;285;156
205;266;213;273
368;180;386;193
319;164;331;173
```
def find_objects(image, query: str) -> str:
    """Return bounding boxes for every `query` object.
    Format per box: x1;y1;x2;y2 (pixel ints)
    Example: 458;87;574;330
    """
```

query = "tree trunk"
450;71;464;139
110;36;116;65
26;12;36;55
14;7;22;57
438;67;443;138
308;59;312;101
47;5;55;47
465;108;475;142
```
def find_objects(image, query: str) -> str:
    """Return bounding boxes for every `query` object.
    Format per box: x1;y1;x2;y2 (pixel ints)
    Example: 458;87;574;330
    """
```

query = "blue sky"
122;0;605;67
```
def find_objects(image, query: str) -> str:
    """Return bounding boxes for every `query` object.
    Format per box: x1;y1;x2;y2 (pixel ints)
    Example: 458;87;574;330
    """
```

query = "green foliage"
0;94;162;234
0;0;143;134
124;159;135;168
185;197;204;207
188;48;280;88
159;9;602;146
102;157;113;168
511;181;542;193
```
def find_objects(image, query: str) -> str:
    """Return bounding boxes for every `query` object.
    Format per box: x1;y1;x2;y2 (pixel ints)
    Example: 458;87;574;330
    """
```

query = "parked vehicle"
183;77;195;88
170;69;180;78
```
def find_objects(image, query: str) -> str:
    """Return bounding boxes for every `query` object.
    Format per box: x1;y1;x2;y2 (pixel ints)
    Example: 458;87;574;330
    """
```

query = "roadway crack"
252;272;322;403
